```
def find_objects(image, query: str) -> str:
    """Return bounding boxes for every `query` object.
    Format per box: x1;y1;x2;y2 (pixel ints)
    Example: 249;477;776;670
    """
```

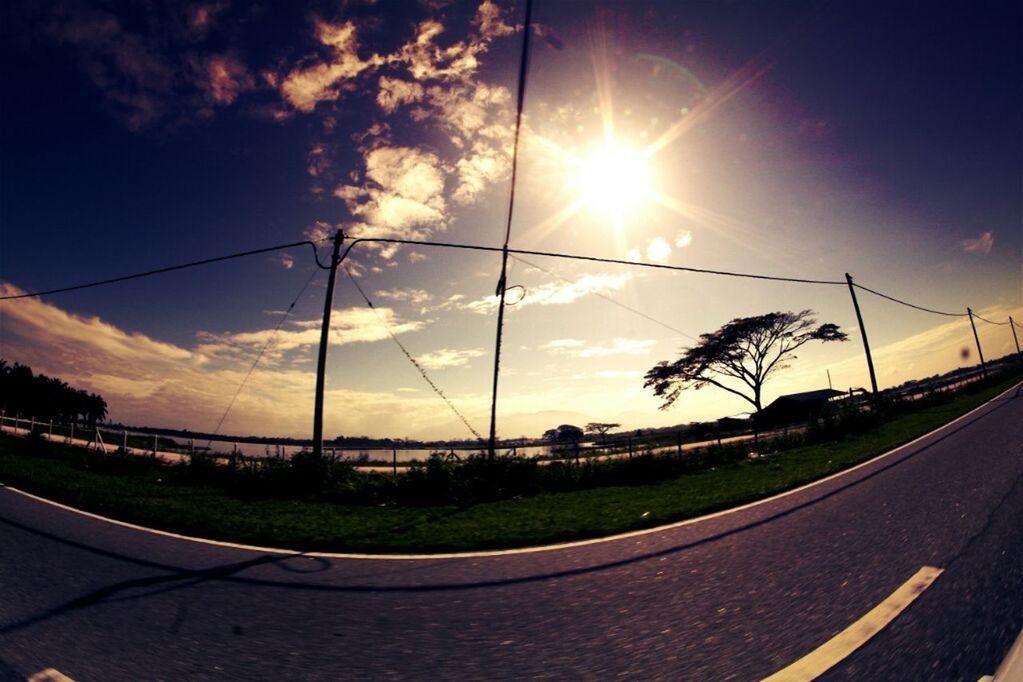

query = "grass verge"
1;371;1019;554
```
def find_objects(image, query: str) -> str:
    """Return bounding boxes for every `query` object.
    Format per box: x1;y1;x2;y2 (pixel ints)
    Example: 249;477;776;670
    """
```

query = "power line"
972;313;1009;326
851;282;969;317
341;265;485;442
510;254;699;341
340;236;847;286
0;239;330;301
206;265;323;449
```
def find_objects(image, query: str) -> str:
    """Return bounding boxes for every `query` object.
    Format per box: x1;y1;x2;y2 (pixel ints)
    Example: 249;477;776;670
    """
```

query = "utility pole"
967;308;987;377
312;231;345;458
845;273;879;395
1010;316;1021;362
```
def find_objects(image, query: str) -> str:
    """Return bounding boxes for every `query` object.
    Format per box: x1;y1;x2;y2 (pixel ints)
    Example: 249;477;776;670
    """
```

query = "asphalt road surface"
1;383;1021;681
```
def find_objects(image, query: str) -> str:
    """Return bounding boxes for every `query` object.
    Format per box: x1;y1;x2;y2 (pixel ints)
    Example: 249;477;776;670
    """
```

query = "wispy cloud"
541;337;657;358
416;348;486;369
279;20;384;113
461;272;632;313
375;288;433;305
961;230;994;254
0;284;458;437
196;307;425;362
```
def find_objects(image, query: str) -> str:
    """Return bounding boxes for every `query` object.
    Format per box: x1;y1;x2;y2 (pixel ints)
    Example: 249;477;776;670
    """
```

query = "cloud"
962;231;994;254
196;307;425;362
335;146;447;242
541;337;657;358
675;231;693;248
416;347;486;369
474;0;517;40
375;288;432;305
279;254;295;270
376;76;425;113
461;272;632;313
194;53;254;106
43;4;175;130
279;20;384;113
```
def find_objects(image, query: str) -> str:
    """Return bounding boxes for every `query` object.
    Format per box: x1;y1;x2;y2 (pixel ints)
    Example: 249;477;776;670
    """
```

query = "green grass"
0;371;1019;553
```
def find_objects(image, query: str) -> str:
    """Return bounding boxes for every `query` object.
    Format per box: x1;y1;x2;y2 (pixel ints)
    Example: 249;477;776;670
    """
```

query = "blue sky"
1;0;1020;440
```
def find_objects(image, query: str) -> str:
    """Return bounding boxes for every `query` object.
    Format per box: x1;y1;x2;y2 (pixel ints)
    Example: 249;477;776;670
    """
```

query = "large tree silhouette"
643;310;847;415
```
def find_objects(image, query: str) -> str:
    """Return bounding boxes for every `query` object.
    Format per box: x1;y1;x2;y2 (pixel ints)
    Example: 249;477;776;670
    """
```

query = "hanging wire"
972;313;1010;326
338;236;846;286
851;282;969;317
510;254;699;341
205;266;323;449
0;239;331;301
341;265;485;442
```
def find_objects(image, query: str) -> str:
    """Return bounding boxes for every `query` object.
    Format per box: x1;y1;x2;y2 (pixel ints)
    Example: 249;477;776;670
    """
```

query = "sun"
577;143;652;219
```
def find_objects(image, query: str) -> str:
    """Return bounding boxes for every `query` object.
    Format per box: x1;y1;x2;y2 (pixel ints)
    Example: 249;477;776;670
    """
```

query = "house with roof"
755;388;847;427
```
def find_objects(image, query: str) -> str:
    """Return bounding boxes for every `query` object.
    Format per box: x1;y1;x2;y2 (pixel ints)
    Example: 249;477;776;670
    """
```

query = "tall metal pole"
312;231;345;457
845;273;879;395
1010;316;1021;361
967;307;987;377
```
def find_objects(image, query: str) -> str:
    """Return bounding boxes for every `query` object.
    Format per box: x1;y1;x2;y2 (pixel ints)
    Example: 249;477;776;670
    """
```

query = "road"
1;383;1021;680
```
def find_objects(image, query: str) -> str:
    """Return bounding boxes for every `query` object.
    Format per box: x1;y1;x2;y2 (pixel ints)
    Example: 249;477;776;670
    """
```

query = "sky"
1;0;1020;441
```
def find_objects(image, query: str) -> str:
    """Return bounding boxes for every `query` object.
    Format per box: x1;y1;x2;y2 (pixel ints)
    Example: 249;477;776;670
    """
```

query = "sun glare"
578;143;652;219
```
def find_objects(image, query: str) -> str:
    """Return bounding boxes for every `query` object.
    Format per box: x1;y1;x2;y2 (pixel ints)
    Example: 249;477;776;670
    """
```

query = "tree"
643;310;847;414
543;424;585;443
584;422;620;442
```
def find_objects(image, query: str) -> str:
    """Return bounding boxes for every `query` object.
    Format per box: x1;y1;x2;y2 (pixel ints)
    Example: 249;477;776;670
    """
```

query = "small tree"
644;310;847;415
585;422;620;442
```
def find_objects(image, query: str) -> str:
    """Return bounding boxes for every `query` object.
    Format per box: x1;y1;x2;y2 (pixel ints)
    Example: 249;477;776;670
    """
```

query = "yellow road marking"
763;566;943;681
27;669;75;682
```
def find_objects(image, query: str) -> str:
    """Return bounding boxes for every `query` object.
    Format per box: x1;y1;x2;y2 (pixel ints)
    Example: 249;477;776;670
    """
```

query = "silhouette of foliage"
542;424;584;443
644;310;847;414
584;422;620;441
0;358;108;426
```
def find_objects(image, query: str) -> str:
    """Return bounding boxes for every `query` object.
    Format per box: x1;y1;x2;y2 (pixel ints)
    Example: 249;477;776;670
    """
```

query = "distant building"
755;389;846;426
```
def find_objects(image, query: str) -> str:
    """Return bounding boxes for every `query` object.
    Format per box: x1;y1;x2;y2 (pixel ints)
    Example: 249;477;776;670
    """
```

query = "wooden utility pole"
312;231;345;458
1010;316;1021;361
845;273;879;395
967;308;987;377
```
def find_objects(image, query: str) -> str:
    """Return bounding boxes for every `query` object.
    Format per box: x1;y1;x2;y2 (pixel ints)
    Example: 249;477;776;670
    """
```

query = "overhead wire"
851;282;969;317
510;254;699;341
339;236;847;286
205;264;323;450
340;265;485;442
0;239;331;301
972;313;1009;326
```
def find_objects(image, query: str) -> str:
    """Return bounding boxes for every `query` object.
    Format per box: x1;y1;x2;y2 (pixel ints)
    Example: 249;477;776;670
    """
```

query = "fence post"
49;420;53;439
845;273;879;396
154;434;159;455
1010;316;1021;362
393;448;397;476
627;437;633;459
123;430;128;451
967;308;988;377
676;431;682;459
69;421;74;444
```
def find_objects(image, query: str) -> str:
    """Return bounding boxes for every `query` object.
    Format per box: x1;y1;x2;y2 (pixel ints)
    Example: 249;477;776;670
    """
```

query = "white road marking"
763;566;943;681
27;669;75;682
1;380;1018;561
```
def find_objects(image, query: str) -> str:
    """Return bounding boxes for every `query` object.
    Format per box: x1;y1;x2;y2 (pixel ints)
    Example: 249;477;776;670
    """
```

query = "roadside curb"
2;379;1021;560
